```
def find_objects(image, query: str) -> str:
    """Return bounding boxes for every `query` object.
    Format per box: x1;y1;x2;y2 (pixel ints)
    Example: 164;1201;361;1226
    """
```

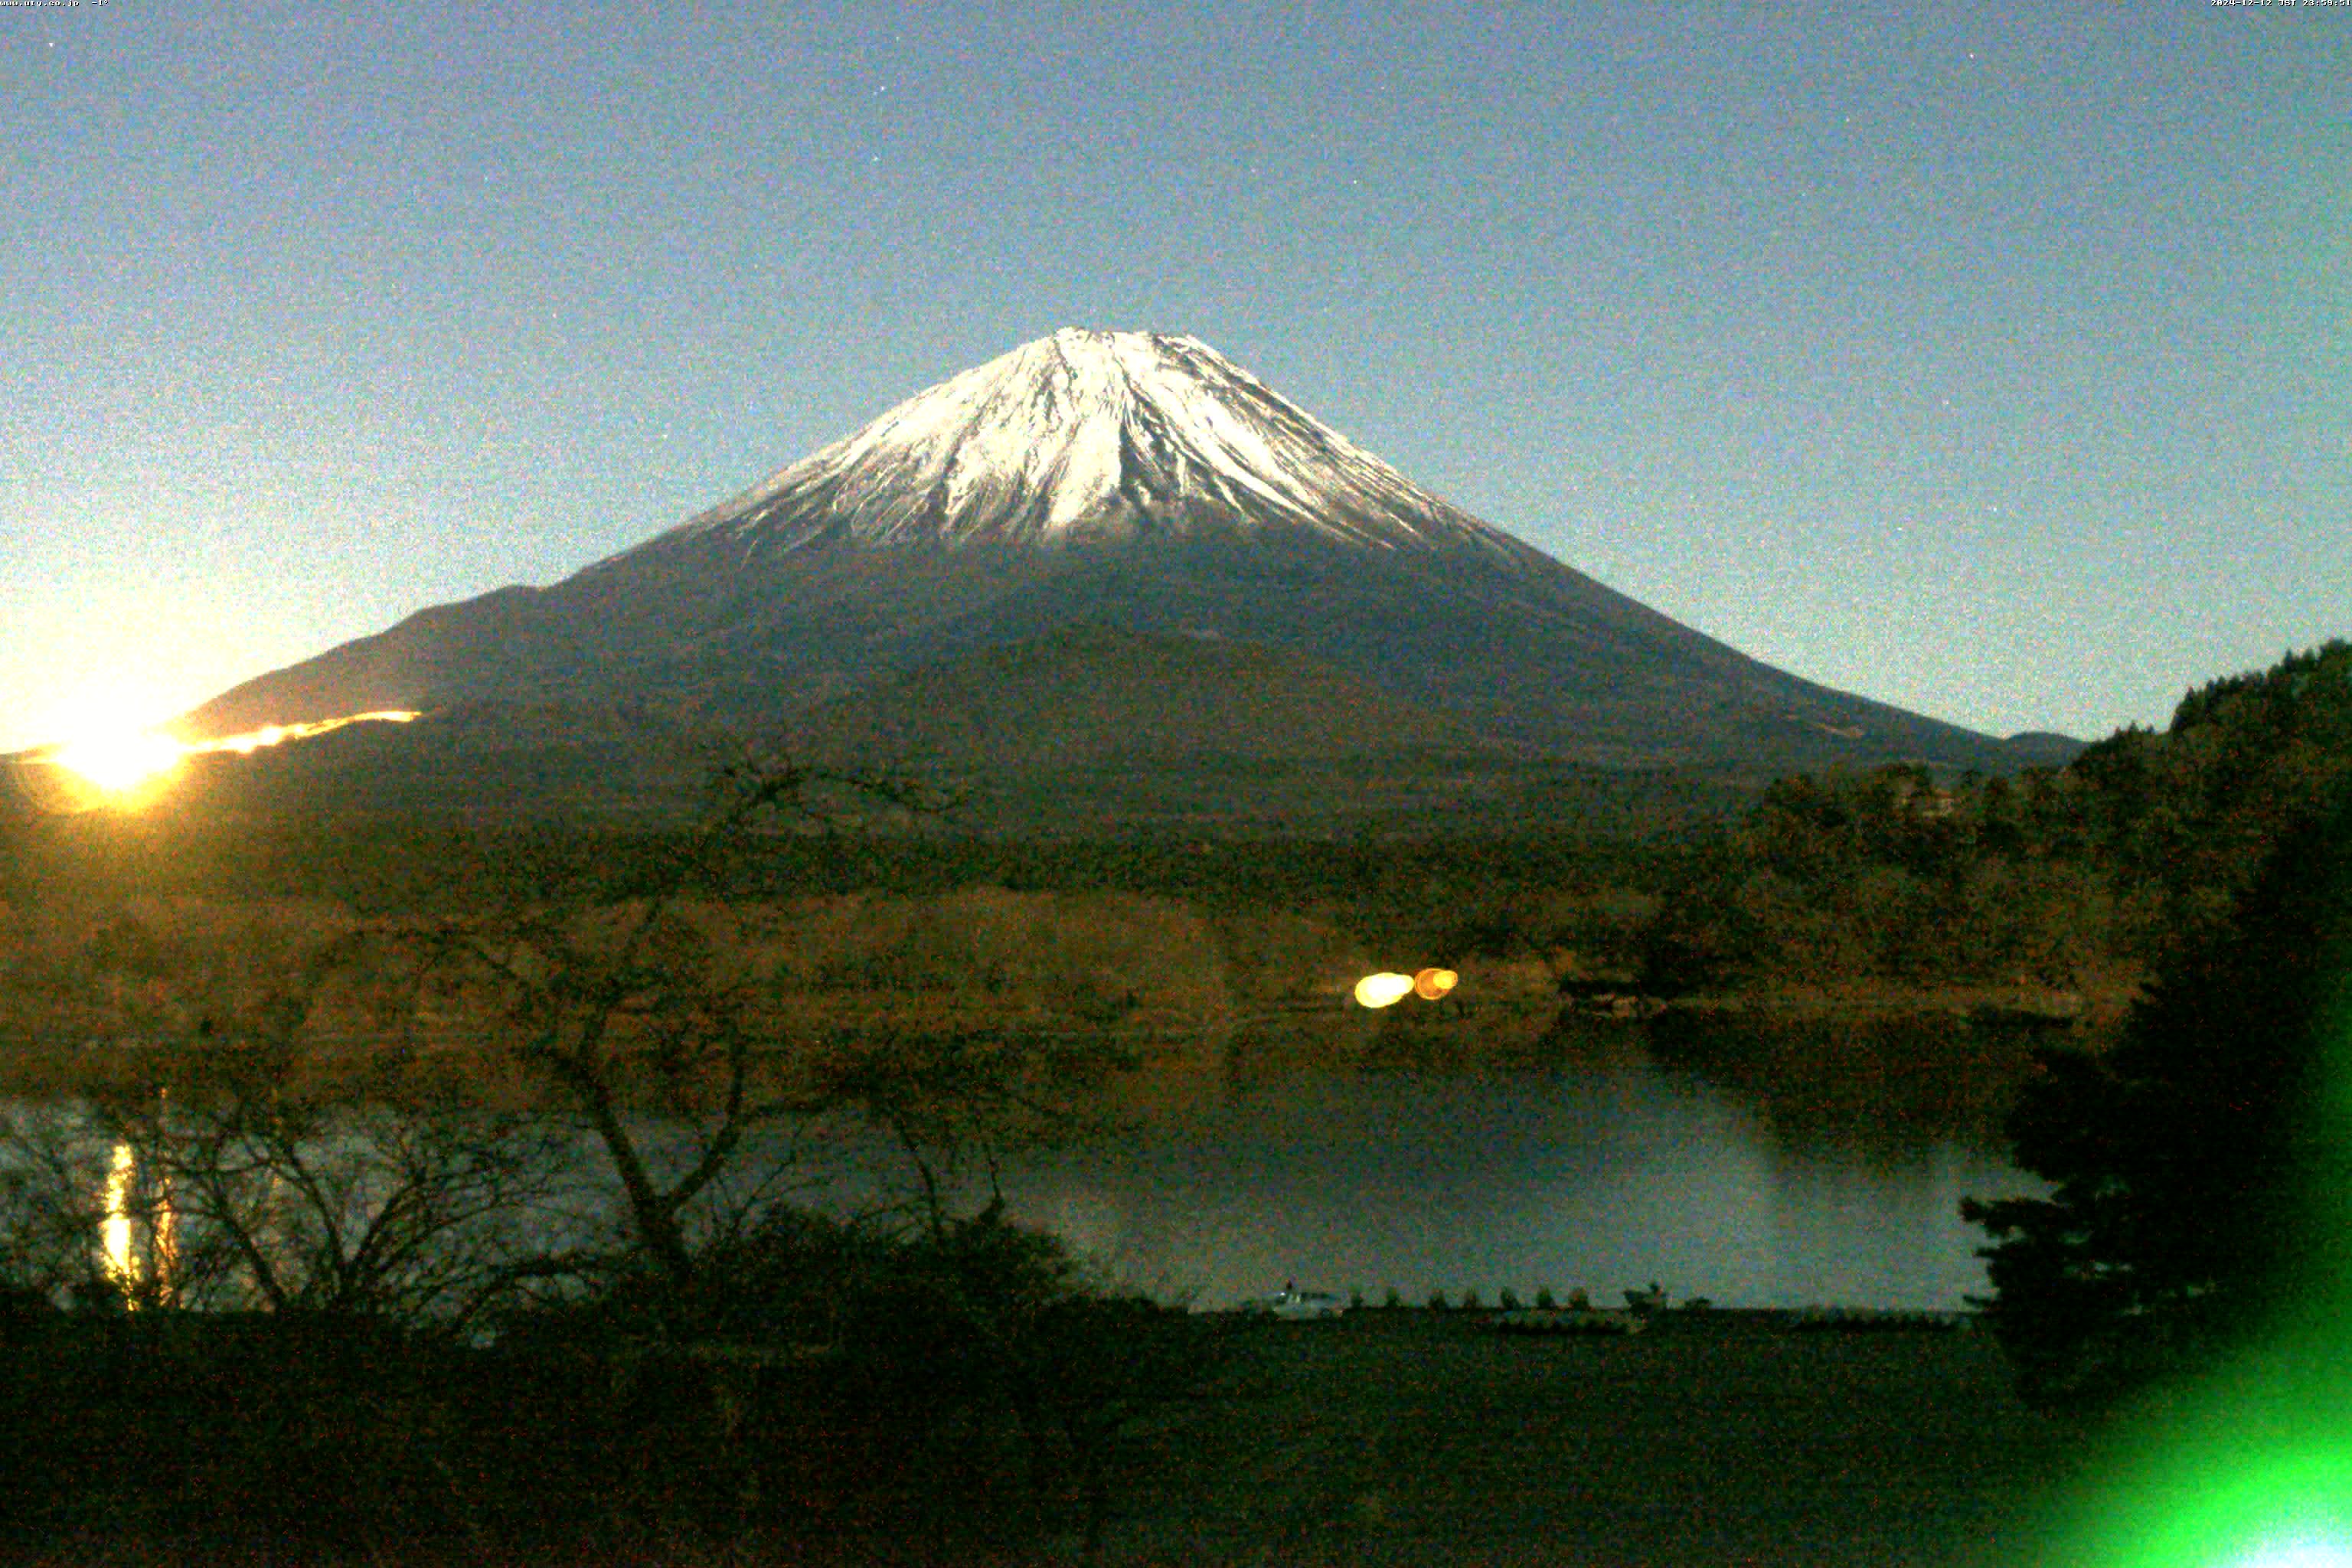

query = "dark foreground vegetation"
0;1214;1217;1566
0;1301;2082;1567
1104;1308;2086;1568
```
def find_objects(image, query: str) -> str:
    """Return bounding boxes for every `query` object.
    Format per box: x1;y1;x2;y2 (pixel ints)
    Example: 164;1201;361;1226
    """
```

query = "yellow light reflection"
152;1189;176;1305
1354;972;1415;1008
201;710;420;755
102;1140;136;1295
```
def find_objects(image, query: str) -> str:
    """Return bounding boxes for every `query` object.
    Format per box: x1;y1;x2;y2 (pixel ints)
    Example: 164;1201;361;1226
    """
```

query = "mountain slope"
793;622;1505;772
179;328;2051;780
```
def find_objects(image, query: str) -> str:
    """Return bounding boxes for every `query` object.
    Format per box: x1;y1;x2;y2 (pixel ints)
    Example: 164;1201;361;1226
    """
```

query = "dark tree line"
1642;641;2352;995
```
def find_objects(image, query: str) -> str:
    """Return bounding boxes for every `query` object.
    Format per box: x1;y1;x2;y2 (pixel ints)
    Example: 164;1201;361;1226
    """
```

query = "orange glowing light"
1413;968;1459;1001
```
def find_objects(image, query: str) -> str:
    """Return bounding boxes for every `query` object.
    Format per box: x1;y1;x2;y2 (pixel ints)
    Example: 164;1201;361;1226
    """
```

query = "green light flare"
2227;1524;2352;1568
2067;1439;2352;1567
2050;939;2352;1568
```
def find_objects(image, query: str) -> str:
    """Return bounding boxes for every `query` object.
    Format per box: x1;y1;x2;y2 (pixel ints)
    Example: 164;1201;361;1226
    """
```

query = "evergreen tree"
1964;786;2352;1408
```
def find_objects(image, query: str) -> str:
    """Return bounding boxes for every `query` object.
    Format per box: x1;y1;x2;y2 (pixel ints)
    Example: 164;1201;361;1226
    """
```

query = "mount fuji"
178;329;2064;816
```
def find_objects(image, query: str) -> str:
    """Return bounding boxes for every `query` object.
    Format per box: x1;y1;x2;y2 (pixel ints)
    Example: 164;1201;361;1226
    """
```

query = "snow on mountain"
619;329;1538;565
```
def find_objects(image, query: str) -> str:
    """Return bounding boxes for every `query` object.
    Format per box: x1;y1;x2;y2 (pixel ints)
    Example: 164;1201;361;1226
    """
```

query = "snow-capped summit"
635;328;1534;563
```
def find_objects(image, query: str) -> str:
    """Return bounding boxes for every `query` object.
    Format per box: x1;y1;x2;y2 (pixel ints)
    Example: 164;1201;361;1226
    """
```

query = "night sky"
6;2;2345;753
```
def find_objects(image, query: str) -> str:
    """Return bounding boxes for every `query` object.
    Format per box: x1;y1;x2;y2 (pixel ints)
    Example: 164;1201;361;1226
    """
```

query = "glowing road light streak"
188;709;420;760
212;724;291;755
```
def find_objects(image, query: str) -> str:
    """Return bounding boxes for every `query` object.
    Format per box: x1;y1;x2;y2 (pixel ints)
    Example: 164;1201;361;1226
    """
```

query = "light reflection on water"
27;1061;2038;1318
100;1141;134;1286
99;1139;175;1307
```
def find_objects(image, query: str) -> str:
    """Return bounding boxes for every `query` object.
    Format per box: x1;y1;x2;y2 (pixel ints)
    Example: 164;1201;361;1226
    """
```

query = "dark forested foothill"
5;648;2350;1119
1640;642;2352;1005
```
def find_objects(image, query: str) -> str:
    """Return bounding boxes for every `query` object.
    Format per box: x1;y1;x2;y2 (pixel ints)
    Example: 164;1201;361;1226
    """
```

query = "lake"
40;1036;2046;1317
990;1060;2040;1312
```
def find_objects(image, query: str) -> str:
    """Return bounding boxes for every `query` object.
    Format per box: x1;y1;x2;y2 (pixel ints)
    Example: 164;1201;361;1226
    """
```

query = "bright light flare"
1356;969;1462;1008
2226;1527;2352;1568
51;729;186;795
26;709;421;805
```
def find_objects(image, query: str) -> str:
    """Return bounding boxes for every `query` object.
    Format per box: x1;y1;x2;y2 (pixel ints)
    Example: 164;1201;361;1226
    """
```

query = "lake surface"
36;1050;2043;1317
989;1067;2039;1312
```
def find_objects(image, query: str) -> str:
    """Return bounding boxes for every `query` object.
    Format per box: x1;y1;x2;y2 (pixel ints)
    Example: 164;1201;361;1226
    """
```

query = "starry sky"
5;1;2345;753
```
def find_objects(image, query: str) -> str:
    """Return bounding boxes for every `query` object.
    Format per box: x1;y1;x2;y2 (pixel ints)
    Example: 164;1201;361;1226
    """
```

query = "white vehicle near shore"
1238;1288;1345;1320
